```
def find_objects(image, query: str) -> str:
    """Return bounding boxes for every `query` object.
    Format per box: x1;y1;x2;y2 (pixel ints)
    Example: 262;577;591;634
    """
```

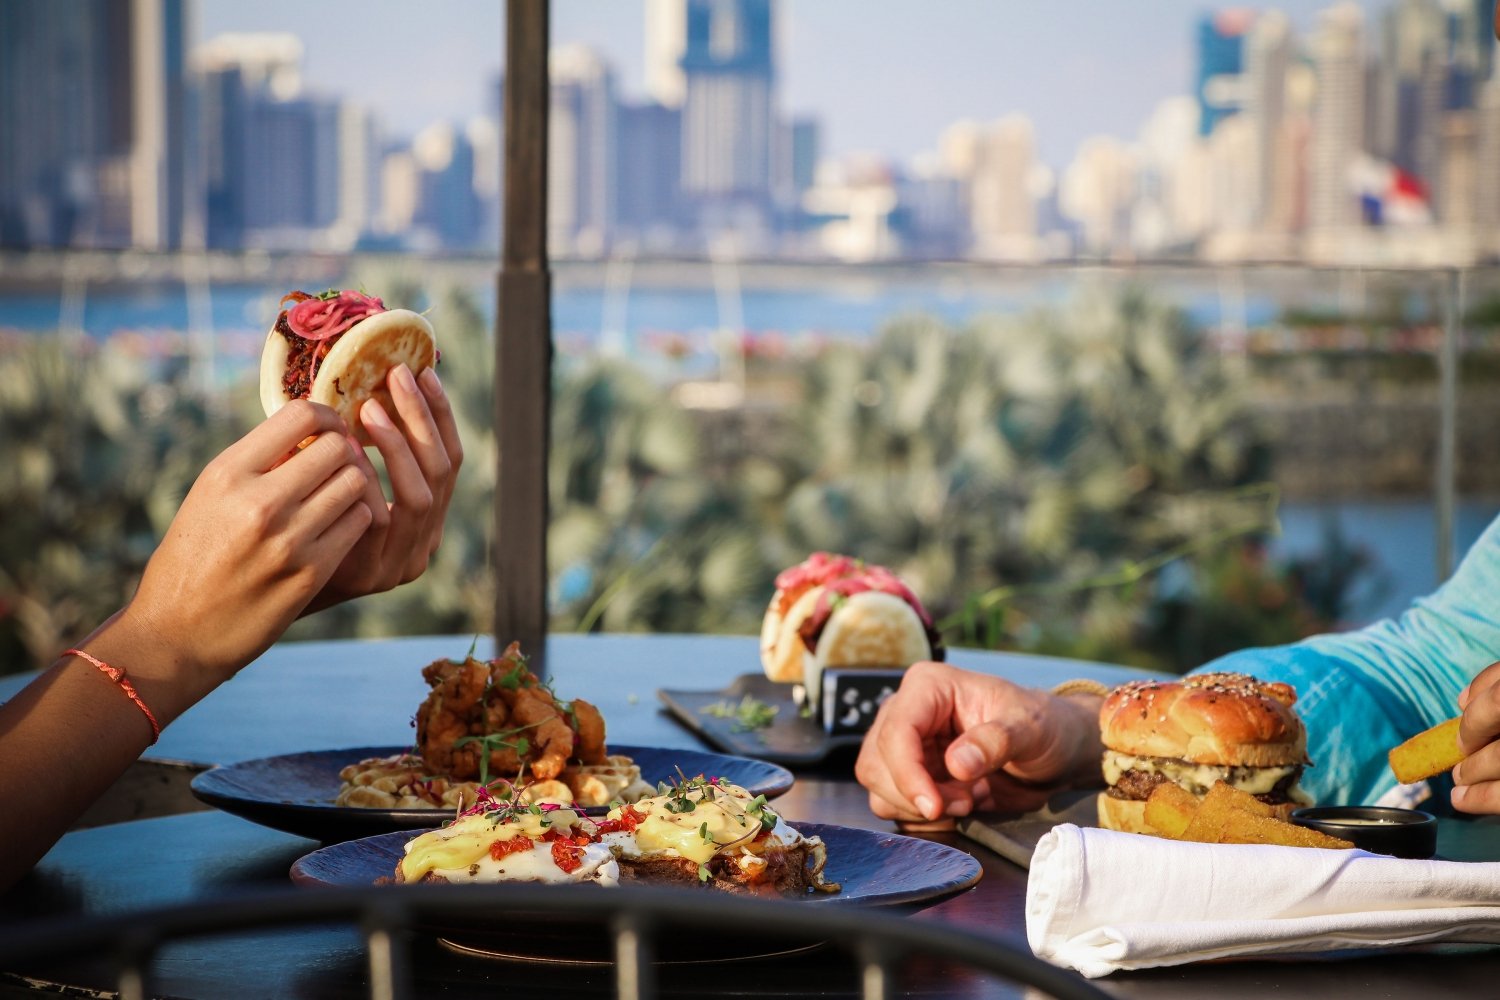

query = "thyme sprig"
701;694;779;733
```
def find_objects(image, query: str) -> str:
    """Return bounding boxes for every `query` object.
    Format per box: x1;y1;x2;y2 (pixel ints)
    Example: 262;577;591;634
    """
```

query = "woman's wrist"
73;608;215;729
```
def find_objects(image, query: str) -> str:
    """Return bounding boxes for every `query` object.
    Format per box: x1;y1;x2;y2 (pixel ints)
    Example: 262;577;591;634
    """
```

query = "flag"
1348;154;1432;227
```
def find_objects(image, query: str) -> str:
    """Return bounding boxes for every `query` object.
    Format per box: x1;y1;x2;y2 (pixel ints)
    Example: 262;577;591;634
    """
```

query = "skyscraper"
194;33;304;248
644;0;688;109
1308;4;1365;233
969;115;1039;261
550;45;617;256
0;0;190;249
1243;10;1291;230
1196;9;1253;138
678;0;776;229
617;100;682;247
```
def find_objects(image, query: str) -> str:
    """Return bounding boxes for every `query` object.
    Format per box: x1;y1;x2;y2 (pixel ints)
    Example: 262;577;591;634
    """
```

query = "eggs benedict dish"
394;791;619;886
601;776;839;897
392;776;839;898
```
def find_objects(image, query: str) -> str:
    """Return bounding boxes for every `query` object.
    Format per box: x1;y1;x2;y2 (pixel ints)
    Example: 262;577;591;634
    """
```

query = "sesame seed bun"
1098;672;1308;769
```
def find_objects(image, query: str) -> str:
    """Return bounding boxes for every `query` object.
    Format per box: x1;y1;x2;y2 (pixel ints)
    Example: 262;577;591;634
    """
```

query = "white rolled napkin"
1026;822;1500;978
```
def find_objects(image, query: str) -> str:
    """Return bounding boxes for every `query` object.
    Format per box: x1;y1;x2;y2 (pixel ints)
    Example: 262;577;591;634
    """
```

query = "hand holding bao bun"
760;553;944;698
261;289;437;442
1096;672;1313;834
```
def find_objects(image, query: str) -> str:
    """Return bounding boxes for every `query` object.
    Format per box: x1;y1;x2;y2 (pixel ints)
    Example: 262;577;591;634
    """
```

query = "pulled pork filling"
277;311;326;400
1102;750;1309;805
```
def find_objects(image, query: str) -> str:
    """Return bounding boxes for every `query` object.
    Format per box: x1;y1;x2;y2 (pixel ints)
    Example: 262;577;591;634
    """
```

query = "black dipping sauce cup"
1290;806;1438;859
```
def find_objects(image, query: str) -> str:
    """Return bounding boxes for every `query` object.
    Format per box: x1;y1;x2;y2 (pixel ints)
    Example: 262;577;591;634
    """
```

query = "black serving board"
658;673;862;766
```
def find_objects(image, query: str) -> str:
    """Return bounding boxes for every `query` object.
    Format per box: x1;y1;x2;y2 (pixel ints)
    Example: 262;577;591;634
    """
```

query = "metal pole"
496;0;552;674
1436;268;1461;582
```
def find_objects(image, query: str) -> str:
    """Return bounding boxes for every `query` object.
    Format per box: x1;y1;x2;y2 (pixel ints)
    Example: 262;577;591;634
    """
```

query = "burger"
260;288;437;442
759;554;944;697
1096;672;1313;835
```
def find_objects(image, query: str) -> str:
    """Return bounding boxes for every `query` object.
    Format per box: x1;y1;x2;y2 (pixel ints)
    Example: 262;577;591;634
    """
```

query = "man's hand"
854;661;1105;827
1453;661;1500;813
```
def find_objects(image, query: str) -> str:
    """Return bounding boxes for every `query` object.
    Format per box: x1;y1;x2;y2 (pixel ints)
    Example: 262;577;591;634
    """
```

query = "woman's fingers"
359;396;431;580
267;429;364;502
296;462;373;542
234;400;347;472
419;367;464;474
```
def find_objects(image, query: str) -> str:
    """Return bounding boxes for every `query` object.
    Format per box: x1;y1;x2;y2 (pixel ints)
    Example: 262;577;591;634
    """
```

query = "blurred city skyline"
200;0;1394;170
5;0;1499;264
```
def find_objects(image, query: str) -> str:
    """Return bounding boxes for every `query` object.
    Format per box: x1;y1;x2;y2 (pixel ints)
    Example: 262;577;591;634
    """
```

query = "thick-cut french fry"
1201;779;1275;818
1389;716;1466;785
1217;810;1354;850
1143;782;1199;838
1181;785;1238;843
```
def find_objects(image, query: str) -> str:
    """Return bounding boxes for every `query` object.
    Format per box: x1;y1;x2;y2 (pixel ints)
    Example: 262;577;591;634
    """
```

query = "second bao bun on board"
1096;672;1313;835
260;289;436;443
758;553;944;697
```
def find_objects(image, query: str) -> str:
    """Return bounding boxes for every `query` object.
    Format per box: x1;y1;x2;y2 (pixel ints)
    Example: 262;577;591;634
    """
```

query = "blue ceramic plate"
290;822;984;963
191;744;793;844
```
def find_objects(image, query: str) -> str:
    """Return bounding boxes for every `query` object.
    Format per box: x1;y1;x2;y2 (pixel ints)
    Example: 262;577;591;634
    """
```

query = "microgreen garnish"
746;793;780;827
697;863;711;883
701;695;779;733
491;660;529;692
698;821;711;842
453;720;545;786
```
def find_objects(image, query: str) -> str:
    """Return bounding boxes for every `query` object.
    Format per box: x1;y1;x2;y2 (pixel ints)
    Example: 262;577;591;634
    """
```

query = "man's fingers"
1460;677;1500;757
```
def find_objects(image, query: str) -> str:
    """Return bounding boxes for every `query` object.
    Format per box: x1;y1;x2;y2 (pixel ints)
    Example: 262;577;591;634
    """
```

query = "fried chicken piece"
414;657;489;777
508;685;576;780
411;642;608;785
571;699;608;765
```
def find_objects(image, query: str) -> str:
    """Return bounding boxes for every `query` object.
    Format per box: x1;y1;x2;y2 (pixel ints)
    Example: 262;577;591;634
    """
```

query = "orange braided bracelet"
64;648;162;745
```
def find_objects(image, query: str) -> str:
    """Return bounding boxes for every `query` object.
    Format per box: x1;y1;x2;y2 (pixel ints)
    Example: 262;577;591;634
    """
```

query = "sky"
197;0;1395;169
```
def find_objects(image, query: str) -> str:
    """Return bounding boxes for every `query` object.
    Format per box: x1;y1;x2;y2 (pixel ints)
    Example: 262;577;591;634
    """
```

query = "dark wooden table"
2;634;1498;999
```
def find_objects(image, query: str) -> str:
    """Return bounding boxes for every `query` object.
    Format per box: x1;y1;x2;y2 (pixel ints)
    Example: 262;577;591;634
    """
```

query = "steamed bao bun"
759;554;945;695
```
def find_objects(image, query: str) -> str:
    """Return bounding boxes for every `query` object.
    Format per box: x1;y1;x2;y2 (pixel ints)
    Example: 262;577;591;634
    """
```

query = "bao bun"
1098;672;1307;768
260;307;436;442
758;554;942;690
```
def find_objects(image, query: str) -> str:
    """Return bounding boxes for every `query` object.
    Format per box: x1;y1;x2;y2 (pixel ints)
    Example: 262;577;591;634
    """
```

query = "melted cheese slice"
602;781;797;866
1103;750;1306;798
399;807;616;884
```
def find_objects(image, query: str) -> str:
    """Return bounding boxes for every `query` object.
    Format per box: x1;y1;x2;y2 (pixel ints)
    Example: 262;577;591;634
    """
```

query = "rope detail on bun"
1051;678;1113;698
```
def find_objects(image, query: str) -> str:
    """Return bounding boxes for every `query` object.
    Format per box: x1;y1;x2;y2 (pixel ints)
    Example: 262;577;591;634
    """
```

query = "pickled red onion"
286;290;387;341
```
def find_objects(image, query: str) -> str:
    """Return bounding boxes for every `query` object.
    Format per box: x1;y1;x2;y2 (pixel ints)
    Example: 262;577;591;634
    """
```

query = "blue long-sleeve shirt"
1191;515;1500;808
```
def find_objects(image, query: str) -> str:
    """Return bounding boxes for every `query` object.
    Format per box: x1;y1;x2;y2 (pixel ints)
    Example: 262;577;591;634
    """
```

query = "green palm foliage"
0;281;1357;676
0;337;233;669
779;286;1284;662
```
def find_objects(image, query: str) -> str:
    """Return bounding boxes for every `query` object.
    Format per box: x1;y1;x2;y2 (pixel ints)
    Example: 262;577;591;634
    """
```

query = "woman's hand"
854;661;1105;828
1452;661;1500;813
307;364;464;613
112;400;374;708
